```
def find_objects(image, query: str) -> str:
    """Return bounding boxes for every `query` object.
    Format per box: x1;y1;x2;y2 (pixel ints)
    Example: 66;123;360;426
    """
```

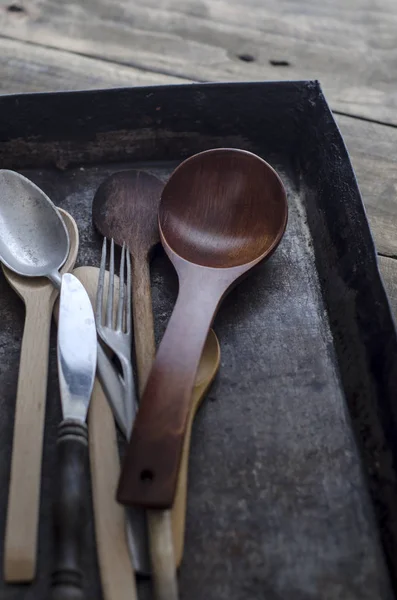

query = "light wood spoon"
3;208;79;582
69;266;220;600
118;149;288;510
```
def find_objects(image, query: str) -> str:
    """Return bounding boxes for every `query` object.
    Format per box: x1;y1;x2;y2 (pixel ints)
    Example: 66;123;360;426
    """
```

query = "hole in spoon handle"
118;427;184;509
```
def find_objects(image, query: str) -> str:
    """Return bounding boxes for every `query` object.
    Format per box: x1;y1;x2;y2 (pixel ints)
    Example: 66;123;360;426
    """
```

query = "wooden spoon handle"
89;378;138;600
4;296;54;582
147;510;178;600
118;277;220;509
50;420;88;600
131;256;156;395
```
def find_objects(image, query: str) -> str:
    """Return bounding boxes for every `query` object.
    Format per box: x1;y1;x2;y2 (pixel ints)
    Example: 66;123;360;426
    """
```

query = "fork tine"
96;237;107;326
117;243;126;331
126;249;131;335
106;238;115;328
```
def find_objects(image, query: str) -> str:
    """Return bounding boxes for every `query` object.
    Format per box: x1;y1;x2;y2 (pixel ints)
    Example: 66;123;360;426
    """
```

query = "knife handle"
51;420;88;600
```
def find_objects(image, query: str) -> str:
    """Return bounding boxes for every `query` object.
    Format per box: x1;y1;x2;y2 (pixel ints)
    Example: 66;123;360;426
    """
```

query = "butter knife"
51;273;97;600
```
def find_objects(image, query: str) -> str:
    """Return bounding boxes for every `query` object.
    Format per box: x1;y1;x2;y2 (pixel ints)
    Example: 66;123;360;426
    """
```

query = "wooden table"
1;0;396;317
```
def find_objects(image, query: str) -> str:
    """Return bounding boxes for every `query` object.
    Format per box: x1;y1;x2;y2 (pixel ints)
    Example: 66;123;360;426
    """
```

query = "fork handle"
51;420;88;600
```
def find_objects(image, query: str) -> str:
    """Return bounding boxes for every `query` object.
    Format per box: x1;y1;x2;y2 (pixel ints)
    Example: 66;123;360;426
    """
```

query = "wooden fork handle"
51;420;88;600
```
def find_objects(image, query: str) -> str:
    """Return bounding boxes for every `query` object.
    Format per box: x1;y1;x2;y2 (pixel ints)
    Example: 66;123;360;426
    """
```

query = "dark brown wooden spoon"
118;148;288;510
92;170;163;394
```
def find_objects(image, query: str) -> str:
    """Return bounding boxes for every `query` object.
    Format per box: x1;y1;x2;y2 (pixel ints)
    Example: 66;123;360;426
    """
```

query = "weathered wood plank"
379;256;397;320
335;114;397;258
0;37;184;94
1;0;397;122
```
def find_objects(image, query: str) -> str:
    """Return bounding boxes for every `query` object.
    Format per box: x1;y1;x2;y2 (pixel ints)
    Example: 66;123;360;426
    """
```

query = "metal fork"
96;237;150;574
96;237;137;434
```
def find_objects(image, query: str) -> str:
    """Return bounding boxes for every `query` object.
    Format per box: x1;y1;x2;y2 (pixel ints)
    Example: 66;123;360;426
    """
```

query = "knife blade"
51;273;97;600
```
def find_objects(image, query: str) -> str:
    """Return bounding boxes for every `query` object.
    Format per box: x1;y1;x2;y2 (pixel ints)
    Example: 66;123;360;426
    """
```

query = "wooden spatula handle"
4;296;54;582
51;420;88;600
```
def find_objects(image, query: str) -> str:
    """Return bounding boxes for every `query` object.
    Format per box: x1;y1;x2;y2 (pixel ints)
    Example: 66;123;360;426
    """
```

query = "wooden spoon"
3;209;79;582
118;148;288;510
92;170;163;394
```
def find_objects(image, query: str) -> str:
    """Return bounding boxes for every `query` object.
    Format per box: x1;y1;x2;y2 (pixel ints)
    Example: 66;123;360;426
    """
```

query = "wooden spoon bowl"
160;148;287;268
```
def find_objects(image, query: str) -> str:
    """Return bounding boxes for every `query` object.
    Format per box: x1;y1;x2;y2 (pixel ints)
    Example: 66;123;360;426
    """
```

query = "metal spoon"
0;170;69;286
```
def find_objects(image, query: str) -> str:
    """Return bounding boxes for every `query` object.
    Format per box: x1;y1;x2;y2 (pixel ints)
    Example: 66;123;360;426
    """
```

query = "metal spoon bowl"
0;170;69;285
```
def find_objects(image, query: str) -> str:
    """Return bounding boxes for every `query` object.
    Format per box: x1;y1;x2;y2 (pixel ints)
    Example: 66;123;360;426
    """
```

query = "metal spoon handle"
51;420;88;600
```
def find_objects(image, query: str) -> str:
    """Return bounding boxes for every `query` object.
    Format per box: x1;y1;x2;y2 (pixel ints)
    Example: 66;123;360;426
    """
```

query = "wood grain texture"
131;258;156;394
335;115;397;259
0;37;185;95
3;209;79;583
118;149;288;509
2;0;397;122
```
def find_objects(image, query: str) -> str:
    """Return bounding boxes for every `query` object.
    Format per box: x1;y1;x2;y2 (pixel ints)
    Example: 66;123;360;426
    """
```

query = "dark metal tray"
0;81;397;600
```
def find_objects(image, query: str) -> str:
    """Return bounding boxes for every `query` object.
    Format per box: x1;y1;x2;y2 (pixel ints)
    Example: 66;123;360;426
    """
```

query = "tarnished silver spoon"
0;170;69;286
